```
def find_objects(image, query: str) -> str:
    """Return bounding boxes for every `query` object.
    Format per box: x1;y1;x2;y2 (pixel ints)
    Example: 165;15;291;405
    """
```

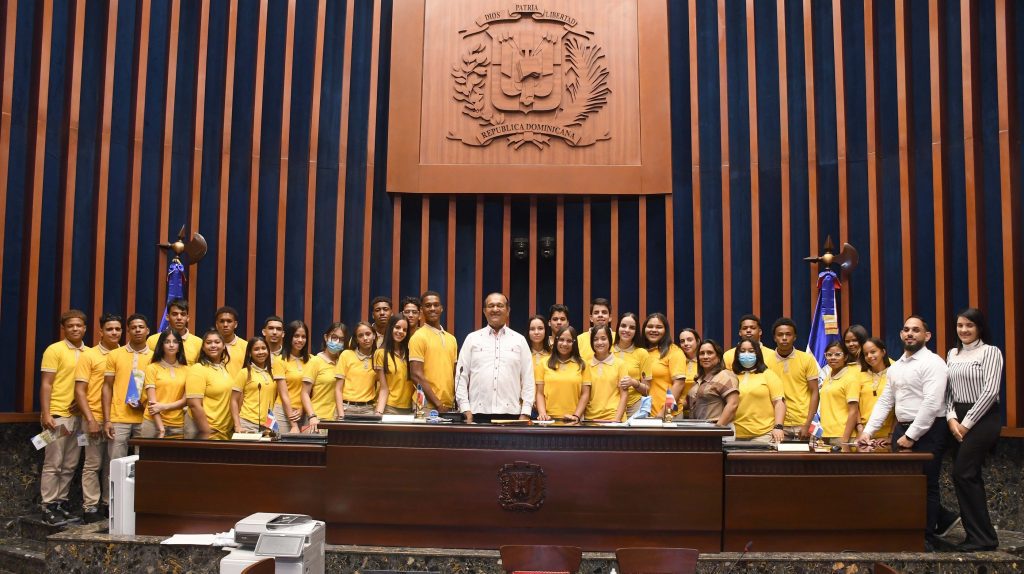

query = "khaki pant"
273;404;306;433
625;400;643;417
107;422;142;460
384;405;413;415
736;432;775;444
139;419;183;439
41;416;82;504
80;417;108;508
340;402;376;417
239;419;261;433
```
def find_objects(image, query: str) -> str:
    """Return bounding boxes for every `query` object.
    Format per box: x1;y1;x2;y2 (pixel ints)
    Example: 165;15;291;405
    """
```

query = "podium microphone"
724;541;753;574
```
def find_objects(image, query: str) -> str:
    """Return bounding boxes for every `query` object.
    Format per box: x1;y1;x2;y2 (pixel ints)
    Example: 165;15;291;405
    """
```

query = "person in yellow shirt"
276;320;310;433
527;315;551;372
184;330;235;440
103;313;151;461
262;315;286;356
370;296;393;349
684;340;739;426
584;325;628;422
769;317;822;440
337;322;379;417
231;336;291;433
843;324;869;367
857;337;894;445
613;312;651;416
215;306;248;377
818;341;863;446
641;313;686;418
723;314;776;371
302;322;348;430
670;327;701;404
400;296;422;338
74;313;122;522
408;291;458;412
141;330;189;438
547;304;570;347
146;298;202;364
374;316;413;414
535;326;591;422
39;309;88;524
732;339;786;443
576;298;611;361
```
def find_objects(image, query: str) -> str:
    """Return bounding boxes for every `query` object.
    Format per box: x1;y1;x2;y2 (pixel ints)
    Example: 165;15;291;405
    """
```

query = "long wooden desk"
131;439;326;535
723;450;931;552
321;422;731;552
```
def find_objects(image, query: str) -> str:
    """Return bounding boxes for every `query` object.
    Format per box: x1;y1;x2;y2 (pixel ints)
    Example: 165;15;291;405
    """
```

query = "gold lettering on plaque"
448;6;611;150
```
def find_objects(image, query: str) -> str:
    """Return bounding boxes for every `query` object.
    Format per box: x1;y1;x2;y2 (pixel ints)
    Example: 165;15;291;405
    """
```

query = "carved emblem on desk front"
498;461;546;511
448;5;611;150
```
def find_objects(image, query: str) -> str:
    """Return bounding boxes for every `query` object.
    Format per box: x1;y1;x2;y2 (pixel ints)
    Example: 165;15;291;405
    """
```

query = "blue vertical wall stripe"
561;199;583;328
754;0;783;329
509;197;530;330
310;0;347;333
908;1;936;328
535;197;556;316
695;0;723;342
810;0;839;255
616;197;639;317
590;198;611;304
426;196;448;311
167;0;199;253
369;0;394;302
943;0;969;315
454;196;476;339
667;0;695;330
480;196;503;318
397;194;422;301
840;0;872;327
724;0;751;322
644;199;667;319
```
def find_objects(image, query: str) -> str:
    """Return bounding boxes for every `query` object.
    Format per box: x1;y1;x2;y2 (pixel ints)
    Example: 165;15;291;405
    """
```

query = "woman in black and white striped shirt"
945;307;1003;552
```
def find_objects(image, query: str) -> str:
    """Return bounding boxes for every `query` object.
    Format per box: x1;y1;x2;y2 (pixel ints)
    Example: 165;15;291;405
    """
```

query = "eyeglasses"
825;352;845;359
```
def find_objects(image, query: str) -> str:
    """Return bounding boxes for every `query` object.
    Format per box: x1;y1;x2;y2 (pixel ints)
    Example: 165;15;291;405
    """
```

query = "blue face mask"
738;352;757;369
326;340;345;353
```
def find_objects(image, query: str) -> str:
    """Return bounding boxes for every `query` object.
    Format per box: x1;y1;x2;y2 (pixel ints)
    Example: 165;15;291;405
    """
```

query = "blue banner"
805;269;841;367
157;259;186;333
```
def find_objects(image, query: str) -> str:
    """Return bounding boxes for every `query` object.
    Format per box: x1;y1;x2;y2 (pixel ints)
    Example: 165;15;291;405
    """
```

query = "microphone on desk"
724;541;752;574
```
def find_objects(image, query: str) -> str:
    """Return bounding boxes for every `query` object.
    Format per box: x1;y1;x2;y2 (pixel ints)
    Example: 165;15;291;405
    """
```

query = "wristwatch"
773;424;784;430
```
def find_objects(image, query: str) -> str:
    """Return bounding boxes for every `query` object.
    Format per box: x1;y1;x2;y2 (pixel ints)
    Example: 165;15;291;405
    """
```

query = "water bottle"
662;388;676;423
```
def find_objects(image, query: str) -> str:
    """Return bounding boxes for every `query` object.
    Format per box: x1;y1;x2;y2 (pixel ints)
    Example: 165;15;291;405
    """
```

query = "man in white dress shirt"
455;293;535;424
858;315;959;550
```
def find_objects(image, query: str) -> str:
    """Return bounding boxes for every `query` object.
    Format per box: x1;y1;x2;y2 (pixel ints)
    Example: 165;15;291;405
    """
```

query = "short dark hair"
738;314;761;329
399;296;421;309
771;317;797;336
548;304;569;319
60;309;88;325
99;313;124;329
370;296;392;311
955;308;989;349
905;315;930;332
590;298;611;313
483;292;509;307
126;313;149;327
168;298;189;313
420;290;442;303
263;315;284;328
214;306;239;321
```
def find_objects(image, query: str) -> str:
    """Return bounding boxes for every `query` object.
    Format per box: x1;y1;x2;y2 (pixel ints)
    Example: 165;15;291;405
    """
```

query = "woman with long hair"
337;322;379;417
184;330;234;440
275;321;310;433
685;339;739;427
583;325;628;422
374;316;413;415
671;327;702;407
140;330;189;439
231;336;292;433
732;339;786;443
843;324;869;367
858;337;894;445
945;308;1004;552
640;313;686;418
535;326;590;422
613;312;651;417
301;322;348;431
818;341;863;446
526;314;551;373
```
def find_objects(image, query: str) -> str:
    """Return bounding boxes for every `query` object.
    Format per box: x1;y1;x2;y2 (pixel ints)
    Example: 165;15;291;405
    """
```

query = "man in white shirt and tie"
858;315;959;550
455;293;535;424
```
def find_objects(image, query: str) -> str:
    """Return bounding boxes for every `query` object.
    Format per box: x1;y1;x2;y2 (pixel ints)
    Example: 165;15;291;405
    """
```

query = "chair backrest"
615;547;699;574
499;545;583;573
240;557;275;574
873;564;901;574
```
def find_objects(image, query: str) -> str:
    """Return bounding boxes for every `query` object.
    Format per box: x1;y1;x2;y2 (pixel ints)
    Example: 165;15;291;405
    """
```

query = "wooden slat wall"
1;0;1022;431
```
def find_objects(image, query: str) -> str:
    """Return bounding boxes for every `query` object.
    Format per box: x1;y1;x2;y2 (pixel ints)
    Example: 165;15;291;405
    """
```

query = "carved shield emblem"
448;6;611;149
498;461;546;512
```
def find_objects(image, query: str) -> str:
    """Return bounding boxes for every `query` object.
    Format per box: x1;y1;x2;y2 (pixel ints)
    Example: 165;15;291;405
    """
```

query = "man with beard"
858;315;959;550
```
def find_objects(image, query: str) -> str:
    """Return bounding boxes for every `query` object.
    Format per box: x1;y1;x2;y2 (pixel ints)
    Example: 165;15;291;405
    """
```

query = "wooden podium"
321;422;731;552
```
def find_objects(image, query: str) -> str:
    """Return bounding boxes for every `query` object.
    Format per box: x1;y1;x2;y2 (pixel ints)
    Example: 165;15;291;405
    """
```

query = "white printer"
220;513;325;574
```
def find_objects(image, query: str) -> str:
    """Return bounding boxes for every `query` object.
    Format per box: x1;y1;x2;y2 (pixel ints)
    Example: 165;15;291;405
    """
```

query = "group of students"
36;294;1004;552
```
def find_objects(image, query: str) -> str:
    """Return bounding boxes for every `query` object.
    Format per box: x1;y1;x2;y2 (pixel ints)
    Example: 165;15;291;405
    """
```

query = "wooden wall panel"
0;0;1021;433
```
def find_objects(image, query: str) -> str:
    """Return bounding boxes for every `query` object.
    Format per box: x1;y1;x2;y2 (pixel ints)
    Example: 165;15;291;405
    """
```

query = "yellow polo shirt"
770;349;821;427
734;370;785;439
374;349;412;409
185;362;234;438
819;367;864;438
577;330;593;361
41;340;88;418
408;325;458;408
146;331;203;365
535;359;591;419
860;369;895;438
143;362;188;427
278;354;308;411
303;353;339;419
104;345;152;423
531;350;550;373
233;366;277;425
584;355;628;421
614;345;653;407
338;349;378;403
74;344;117;421
223;336;249;377
647;344;687;415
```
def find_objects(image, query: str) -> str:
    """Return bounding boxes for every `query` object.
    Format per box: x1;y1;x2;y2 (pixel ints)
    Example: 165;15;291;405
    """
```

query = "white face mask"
738;352;757;369
326;340;345;353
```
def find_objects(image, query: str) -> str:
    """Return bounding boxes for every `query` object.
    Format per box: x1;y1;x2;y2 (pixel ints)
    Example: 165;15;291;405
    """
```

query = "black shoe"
54;501;80;523
935;512;961;537
97;503;109;518
41;503;65;526
82;506;102;524
955;542;997;553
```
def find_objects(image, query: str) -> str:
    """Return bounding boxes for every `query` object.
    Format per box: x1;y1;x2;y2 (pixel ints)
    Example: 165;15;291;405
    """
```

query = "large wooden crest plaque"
387;0;672;195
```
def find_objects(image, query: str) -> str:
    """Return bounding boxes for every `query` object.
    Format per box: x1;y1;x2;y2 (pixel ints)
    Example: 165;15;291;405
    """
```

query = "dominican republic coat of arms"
447;6;611;150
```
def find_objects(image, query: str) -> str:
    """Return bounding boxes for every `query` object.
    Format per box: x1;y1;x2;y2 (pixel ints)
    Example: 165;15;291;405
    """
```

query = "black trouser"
950;403;1001;547
893;417;955;538
470;413;519;424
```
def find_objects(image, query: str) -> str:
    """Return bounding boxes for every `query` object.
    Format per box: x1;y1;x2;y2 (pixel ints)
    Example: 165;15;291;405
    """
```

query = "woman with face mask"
685;340;739;427
732;339;786;443
818;341;864;447
301;322;348;431
613;312;651;417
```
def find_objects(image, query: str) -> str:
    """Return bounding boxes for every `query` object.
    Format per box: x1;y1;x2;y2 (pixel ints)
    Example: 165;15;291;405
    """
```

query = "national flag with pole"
265;408;279;433
157;258;186;333
806;269;841;368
